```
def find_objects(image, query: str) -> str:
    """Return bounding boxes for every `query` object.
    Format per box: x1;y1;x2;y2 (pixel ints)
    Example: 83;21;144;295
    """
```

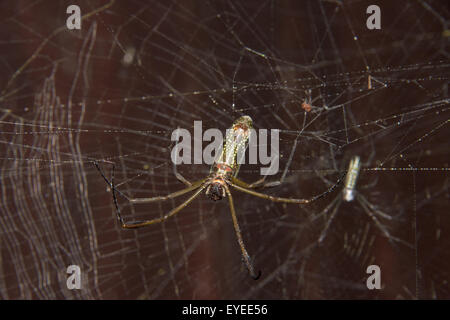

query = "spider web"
0;0;448;299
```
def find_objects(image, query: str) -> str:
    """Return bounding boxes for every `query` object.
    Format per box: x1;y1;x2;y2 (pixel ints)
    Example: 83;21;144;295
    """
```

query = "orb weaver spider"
94;115;344;279
313;154;412;248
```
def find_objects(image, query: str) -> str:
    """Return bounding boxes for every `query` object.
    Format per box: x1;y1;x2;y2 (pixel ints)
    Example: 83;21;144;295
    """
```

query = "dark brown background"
0;0;448;299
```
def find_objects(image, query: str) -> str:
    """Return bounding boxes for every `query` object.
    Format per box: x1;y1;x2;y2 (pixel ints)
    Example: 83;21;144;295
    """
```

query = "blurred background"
0;0;448;299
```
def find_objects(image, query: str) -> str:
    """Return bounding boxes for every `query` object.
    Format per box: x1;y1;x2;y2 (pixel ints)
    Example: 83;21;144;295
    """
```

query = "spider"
313;154;411;248
94;115;344;279
301;101;312;113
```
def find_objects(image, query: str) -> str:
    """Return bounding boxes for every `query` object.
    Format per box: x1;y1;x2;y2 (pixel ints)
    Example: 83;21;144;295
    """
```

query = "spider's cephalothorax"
205;179;227;201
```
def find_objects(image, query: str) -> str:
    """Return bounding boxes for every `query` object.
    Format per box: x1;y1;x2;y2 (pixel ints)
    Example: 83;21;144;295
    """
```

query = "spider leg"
173;163;192;186
127;179;205;204
231;176;263;189
171;127;193;186
231;172;274;189
118;185;206;229
224;184;261;280
312;194;341;221
312;169;336;188
232;169;339;189
231;140;289;189
359;176;379;190
230;172;345;204
357;194;393;220
93;161;207;228
356;194;413;249
94;160;205;203
232;176;288;189
233;124;332;190
233;157;304;188
317;197;342;243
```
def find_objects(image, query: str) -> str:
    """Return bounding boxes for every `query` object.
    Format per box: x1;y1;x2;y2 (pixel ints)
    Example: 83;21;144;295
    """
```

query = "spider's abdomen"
212;115;253;176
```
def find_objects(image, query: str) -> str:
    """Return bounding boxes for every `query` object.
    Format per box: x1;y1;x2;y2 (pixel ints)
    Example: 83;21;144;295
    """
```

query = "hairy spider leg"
224;184;261;280
93;161;207;228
